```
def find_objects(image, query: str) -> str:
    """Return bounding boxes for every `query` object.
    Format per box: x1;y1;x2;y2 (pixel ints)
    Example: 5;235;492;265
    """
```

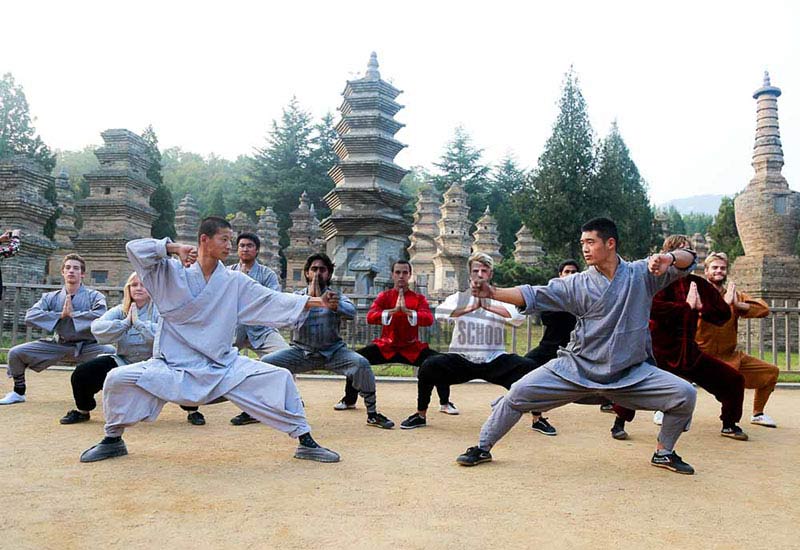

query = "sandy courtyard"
1;370;798;550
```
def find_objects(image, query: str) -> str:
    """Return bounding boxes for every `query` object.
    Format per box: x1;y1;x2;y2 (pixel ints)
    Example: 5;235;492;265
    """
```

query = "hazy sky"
3;1;799;204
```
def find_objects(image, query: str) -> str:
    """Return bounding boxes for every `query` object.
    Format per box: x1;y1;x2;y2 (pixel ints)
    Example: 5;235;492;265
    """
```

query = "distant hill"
660;194;726;215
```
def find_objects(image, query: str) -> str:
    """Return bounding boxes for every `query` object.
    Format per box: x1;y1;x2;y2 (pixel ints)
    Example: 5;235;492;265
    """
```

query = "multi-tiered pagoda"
432;182;471;294
471;206;503;265
175;193;200;244
257;206;282;276
47;168;79;278
407;185;441;292
73;129;157;285
321;52;410;290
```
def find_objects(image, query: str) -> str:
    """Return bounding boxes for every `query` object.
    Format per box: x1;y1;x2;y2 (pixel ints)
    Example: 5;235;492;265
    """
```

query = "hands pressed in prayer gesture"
724;282;737;306
126;303;139;324
685;281;703;311
60;294;73;319
470;278;495;299
309;271;323;298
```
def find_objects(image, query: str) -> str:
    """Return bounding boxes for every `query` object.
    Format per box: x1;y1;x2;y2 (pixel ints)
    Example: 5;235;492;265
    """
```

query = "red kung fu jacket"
366;288;434;362
649;274;731;372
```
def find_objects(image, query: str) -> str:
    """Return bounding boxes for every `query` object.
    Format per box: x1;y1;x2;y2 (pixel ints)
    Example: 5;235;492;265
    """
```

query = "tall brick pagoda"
432;182;471;294
407;185;441;292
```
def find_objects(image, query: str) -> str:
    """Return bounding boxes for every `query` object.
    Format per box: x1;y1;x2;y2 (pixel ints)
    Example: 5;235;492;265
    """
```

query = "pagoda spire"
365;51;380;80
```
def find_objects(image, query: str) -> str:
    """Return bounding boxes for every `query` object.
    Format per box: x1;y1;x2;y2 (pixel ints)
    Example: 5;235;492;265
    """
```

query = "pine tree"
0;73;55;171
517;68;595;258
142;125;176;240
593;122;655;258
209;188;226;217
432;126;490;221
488;154;526;257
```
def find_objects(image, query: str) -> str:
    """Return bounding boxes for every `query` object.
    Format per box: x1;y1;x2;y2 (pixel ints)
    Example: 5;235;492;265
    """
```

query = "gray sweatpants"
261;346;378;413
479;364;696;452
7;340;116;385
102;360;311;438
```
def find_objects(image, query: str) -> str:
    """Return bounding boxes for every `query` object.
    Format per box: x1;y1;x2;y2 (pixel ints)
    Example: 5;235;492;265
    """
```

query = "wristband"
667;252;676;266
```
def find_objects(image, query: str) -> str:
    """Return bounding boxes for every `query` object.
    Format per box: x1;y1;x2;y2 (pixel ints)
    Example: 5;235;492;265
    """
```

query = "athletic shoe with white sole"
750;413;777;428
611;418;628;440
531;416;557;436
653;411;664;425
366;412;395;429
400;413;427;429
333;399;357;411
0;391;26;405
439;402;459;415
456;446;492;467
650;451;694;475
720;425;749;440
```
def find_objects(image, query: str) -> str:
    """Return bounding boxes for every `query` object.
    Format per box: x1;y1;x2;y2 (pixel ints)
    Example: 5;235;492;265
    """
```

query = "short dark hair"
304;252;335;282
391;259;412;273
558;259;579;275
237;232;261;251
198;217;232;242
61;253;86;273
580;217;619;244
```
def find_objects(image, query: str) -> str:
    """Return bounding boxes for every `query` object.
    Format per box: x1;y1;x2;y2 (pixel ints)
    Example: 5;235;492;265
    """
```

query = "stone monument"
46;168;79;279
513;224;545;266
73;129;157;285
285;192;322;289
0;156;57;285
691;232;709;274
471;206;503;265
257;206;282;276
320;52;410;291
432;182;471;294
407;185;441;293
733;72;800;300
174;193;200;244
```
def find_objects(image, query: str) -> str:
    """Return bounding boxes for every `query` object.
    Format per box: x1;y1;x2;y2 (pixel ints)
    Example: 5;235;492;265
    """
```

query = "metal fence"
2;283;799;372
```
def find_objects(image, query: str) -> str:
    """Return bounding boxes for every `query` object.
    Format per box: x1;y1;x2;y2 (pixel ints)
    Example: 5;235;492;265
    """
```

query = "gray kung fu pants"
479;363;697;452
7;340;116;389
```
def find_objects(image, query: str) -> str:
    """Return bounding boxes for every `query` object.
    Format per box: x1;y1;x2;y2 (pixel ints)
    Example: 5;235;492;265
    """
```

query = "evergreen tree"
0;73;55;171
516;68;595;258
682;212;714;236
593;122;655;258
488;154;526;257
432;126;490;222
665;206;687;235
142;125;176;240
708;196;744;260
209;188;226;217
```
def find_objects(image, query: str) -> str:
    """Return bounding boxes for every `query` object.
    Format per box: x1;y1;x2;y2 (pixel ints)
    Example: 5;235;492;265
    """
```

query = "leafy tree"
665;206;687;235
488;154;526;257
209;188;226;217
432;126;490;222
516;68;596;258
0;73;55;171
53;146;99;198
492;257;563;287
682;212;714;236
400;165;435;223
142;125;176;240
593;122;655;258
708;196;744;260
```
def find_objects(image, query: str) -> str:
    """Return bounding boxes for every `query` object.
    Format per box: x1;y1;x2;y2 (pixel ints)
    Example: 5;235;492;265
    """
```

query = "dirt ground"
1;370;798;550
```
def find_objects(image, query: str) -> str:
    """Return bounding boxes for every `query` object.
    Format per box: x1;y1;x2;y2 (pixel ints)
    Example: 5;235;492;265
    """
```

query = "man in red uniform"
610;235;748;441
334;260;449;411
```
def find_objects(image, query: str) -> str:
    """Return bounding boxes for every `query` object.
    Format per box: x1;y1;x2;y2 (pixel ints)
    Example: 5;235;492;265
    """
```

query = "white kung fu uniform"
101;238;312;438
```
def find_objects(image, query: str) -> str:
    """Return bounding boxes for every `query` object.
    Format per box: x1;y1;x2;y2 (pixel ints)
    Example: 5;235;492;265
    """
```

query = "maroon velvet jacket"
649;274;731;371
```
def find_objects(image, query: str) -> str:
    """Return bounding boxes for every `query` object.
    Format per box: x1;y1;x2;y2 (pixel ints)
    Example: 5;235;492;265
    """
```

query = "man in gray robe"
456;218;700;475
1;253;114;405
79;217;340;464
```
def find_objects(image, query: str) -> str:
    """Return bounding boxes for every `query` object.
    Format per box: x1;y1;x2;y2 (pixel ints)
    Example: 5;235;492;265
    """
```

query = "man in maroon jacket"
334;260;448;411
611;235;748;441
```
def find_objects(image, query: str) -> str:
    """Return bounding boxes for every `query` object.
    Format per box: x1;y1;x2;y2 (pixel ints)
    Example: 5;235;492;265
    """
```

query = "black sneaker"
367;412;395;429
650;451;695;475
611;417;628;440
230;412;259;426
721;425;749;441
531;416;557;436
600;403;615;414
187;411;206;426
456;446;492;467
400;413;427;430
60;409;90;425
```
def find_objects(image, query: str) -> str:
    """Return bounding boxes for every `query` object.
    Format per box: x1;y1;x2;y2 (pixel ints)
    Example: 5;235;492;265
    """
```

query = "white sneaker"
750;413;777;428
653;411;664;426
439;402;460;415
0;391;26;405
333;400;356;411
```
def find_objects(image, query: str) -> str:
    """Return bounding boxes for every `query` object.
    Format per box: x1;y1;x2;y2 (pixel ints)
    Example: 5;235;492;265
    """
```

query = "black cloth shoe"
600;403;615;414
456;446;492;467
721;425;749;441
650;451;695;475
80;439;128;463
187;411;206;426
531;416;557;436
400;413;427;430
60;409;90;425
367;412;395;429
611;417;628;440
230;411;259;426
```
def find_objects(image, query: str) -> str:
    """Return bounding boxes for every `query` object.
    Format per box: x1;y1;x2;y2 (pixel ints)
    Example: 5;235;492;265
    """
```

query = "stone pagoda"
513;224;545;266
73;129;157;285
47;168;79;278
257;206;282;276
733;72;800;300
174;193;200;244
407;185;441;293
0;156;57;286
432;182;472;294
285;192;322;289
309;204;327;253
320;52;410;291
691;232;709;274
471;206;503;265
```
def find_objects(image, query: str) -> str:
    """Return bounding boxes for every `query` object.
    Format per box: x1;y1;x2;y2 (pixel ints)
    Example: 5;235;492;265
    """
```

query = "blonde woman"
60;273;204;425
